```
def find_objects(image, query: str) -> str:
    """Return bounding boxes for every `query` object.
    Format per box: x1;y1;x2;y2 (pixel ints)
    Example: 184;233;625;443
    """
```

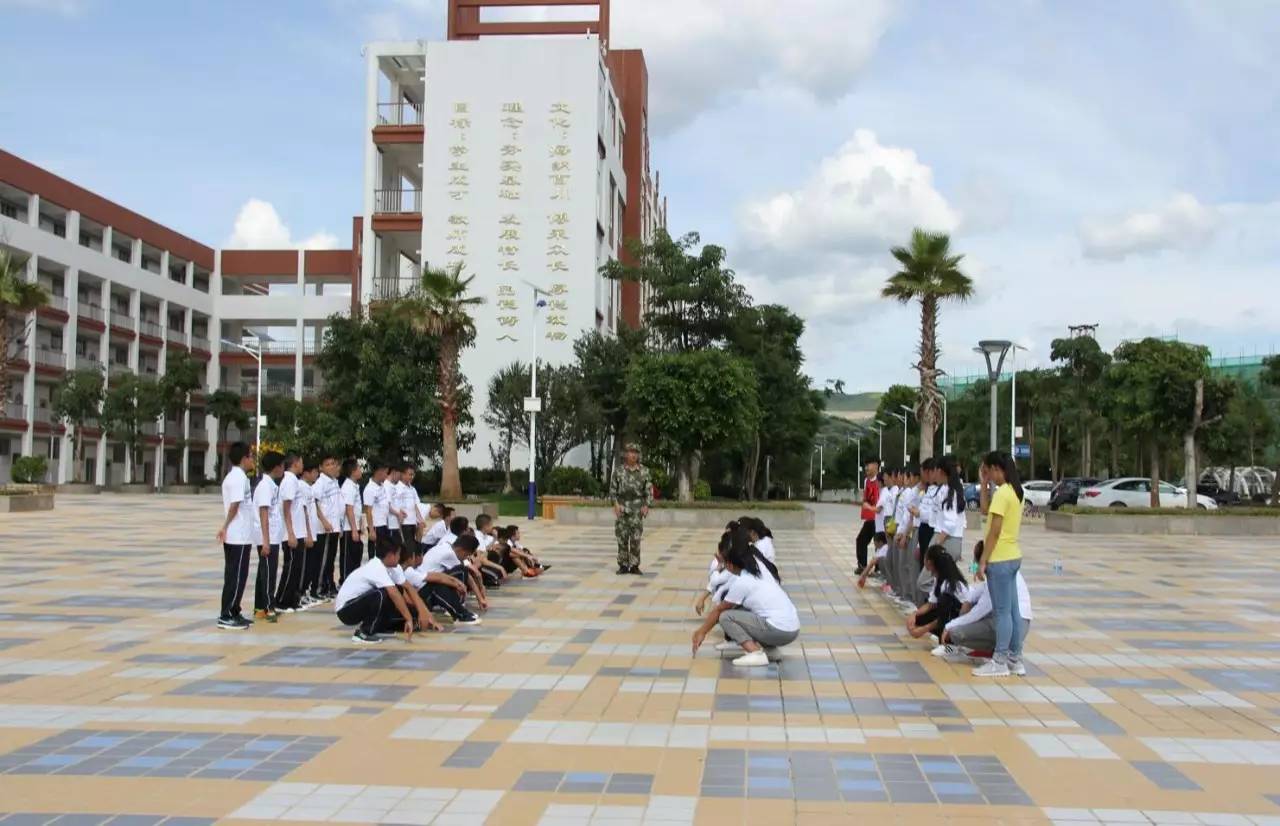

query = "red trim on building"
373;125;425;145
605;48;648;330
220;250;298;277
371;214;423;233
36;305;69;323
77;316;106;333
448;0;609;44
304;249;355;277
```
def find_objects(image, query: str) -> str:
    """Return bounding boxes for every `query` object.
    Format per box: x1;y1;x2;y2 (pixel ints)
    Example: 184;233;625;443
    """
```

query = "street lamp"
899;404;916;463
975;340;1013;452
887;411;908;467
521;281;548;520
1010;343;1027;458
220;336;263;453
873;419;885;460
847;432;863;490
941;392;949;454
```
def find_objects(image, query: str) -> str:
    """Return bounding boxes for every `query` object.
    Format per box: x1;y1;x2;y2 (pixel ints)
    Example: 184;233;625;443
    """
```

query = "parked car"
1048;477;1102;511
1023;480;1054;508
1077;478;1218;509
1197;482;1242;507
964;483;980;510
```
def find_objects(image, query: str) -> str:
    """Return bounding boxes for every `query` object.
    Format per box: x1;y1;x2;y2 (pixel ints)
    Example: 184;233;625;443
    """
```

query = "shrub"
11;456;48;484
693;479;712;501
1060;505;1279;517
545;466;601;496
648;465;674;499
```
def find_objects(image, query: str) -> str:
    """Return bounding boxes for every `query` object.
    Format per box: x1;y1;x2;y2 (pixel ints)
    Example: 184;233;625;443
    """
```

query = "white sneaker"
931;644;961;658
714;641;742;652
732;649;769;667
1009;659;1027;677
972;660;1010;678
456;616;483;626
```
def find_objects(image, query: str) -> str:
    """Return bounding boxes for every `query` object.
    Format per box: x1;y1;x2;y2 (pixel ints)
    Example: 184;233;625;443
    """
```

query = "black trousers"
318;532;339;597
917;591;962;633
917;524;935;555
220;543;252;620
336;588;401;635
855;519;876;569
253;544;280;612
339;532;363;586
368;525;392;560
401;525;417;549
421;564;475;620
275;541;305;609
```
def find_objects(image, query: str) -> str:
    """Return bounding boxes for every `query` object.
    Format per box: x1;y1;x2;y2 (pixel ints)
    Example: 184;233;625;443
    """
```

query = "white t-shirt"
874;541;889;560
220;466;257;545
895;487;918;533
477;531;494;553
363;479;389;527
707;565;735;596
419;542;461;575
934;487;966;539
280;471;306;541
340;478;361;531
876;485;898;532
944;573;1032;630
918;484;938;526
423;519;448;547
253;475;284;545
754;536;776;563
724;571;800;633
399;482;419;526
403;564;427;590
928;578;970;605
335;557;397;611
385;480;401;529
301;480;321;538
311;473;343;532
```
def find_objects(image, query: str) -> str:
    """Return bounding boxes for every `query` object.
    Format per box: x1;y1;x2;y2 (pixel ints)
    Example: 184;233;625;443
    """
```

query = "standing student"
974;451;1027;678
339;458;364;586
893;467;919;585
854;457;881;575
363;461;390;558
398;465;420;549
275;454;308;613
931;455;967;565
252;451;286;623
300;461;321;606
691;528;798;667
310;455;344;603
417;534;484;624
385;466;405;546
215;442;257;630
334;538;417;644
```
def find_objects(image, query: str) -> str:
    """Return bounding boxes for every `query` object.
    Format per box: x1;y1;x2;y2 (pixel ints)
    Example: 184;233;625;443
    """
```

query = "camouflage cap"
623;443;641;453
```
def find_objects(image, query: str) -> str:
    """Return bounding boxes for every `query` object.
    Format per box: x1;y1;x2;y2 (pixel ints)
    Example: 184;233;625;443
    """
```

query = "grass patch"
1059;505;1279;517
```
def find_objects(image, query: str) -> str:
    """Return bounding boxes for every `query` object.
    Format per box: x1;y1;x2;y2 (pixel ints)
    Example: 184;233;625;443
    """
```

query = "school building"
0;0;663;484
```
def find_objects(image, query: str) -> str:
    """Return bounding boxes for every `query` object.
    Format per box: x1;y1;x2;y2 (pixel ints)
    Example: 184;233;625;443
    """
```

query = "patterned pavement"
0;495;1278;825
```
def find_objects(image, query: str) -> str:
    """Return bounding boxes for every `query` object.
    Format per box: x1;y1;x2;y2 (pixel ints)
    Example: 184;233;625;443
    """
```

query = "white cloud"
740;129;959;259
224;199;338;250
0;0;85;15
611;0;899;132
1078;193;1218;260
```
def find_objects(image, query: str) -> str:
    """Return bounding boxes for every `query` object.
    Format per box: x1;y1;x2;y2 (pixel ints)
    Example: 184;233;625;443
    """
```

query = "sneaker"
351;630;382;644
972;660;1011;678
456;615;483;626
628;566;643;576
278;606;296;614
732;649;769;667
1009;659;1027;677
217;617;247;630
234;613;253;625
854;566;865;576
616;566;630;575
523;569;540;578
714;641;742;652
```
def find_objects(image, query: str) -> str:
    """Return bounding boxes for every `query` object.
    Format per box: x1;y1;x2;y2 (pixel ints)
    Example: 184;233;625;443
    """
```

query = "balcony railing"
189;425;208;442
166;327;186;344
191;336;210;352
260;341;298;355
76;355;103;372
239;381;295;398
300;385;321;400
109;311;134;330
35;348;66;370
32;407;54;424
377;101;424;126
46;295;69;312
109;362;132;376
140;421;157;436
374;188;422;214
371;262;421;301
78;302;105;321
2;403;26;421
139;320;163;339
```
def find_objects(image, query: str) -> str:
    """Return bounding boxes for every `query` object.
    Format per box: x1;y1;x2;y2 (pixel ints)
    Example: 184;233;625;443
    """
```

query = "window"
0;201;17;219
1158;483;1180;494
1114;480;1141;492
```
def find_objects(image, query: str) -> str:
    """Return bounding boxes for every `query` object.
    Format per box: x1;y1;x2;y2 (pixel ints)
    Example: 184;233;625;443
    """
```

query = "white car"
1023;480;1054;508
1077;478;1218;510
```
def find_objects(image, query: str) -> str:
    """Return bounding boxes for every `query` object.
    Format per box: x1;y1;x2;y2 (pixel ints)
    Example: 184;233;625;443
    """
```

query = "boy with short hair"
215;442;258;630
417;534;485;624
856;532;890;590
335;538;417;644
363;461;391;559
397;465;419;549
253;451;287;623
423;505;451;548
309;454;344;604
385;466;405;546
339;458;364;585
275;454;309;612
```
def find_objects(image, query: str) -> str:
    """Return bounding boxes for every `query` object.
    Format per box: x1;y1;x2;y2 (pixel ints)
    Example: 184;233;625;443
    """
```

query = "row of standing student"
691;518;801;667
215;442;549;639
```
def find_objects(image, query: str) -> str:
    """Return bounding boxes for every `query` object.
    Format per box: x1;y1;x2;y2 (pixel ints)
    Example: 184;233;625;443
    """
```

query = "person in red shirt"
855;457;881;575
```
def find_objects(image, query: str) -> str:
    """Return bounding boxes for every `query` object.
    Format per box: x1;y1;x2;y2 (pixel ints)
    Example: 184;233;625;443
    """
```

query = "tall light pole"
975;340;1013;452
522;282;548;520
1010;343;1027;457
899;404;916;463
873;419;885;461
888;411;908;467
764;455;772;499
220;336;263;453
941;393;949;454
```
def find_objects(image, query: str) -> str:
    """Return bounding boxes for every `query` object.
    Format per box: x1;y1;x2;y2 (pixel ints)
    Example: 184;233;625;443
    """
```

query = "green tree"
1263;355;1280;505
51;368;105;483
881;229;974;462
602;229;748;352
532;363;593;485
482;361;528;494
101;373;163;484
157;349;203;485
625;350;760;502
0;247;49;411
1203;380;1275;493
574;328;646;488
1050;334;1111;477
261;397;343;460
374;263;483;500
207;389;249;469
874;384;920;465
316;311;463;465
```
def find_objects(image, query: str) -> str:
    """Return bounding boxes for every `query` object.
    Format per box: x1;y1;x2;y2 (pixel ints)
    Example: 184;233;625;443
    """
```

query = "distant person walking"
855;457;881;575
610;443;653;576
974;450;1026;678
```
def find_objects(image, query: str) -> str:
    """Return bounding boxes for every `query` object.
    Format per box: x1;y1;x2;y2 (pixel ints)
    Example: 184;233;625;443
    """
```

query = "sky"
2;0;1277;391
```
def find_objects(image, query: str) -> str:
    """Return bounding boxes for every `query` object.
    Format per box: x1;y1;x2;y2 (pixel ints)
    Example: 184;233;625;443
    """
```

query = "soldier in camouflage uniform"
610;443;653;575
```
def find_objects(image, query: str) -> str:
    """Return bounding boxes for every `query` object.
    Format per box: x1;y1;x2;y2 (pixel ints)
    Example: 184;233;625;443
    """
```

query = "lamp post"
975;340;1013;452
899;404;916;463
1010;343;1027;457
522;282;548;520
848;433;863;490
888;411;908;467
941;392;949;454
220;336;263;452
872;419;885;460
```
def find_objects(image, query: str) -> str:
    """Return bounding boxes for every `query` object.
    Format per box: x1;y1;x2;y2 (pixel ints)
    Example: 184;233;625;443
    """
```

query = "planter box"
557;505;814;530
1046;511;1280;536
541;495;591;520
0;493;55;513
438;501;498;521
59;483;101;495
106;484;157;495
160;485;201;495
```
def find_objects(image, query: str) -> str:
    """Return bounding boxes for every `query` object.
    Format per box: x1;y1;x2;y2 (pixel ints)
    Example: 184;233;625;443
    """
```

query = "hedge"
1059;505;1279;517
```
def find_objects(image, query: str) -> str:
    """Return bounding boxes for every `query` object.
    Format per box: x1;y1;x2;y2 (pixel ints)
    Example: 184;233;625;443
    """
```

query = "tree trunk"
502;434;513;494
916;295;939;462
1148;439;1161;508
744;431;761;500
437;337;463;501
677;452;693;503
1184;378;1204;509
1028;405;1036;478
1111;426;1120;478
72;427;82;483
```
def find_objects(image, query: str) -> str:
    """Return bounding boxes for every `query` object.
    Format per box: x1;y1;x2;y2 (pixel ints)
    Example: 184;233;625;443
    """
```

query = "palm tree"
882;229;974;461
376;263;484;501
1;246;50;411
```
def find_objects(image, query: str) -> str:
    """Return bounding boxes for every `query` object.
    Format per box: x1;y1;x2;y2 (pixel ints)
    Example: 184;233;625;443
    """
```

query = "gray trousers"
719;609;799;649
916;534;963;604
949;616;1031;652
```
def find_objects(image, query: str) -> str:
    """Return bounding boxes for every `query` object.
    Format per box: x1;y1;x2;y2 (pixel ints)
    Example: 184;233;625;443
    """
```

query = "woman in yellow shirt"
975;451;1026;678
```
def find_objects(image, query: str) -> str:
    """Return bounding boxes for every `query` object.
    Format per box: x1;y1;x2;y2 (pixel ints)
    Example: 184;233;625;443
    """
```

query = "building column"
205;250;223;481
295;250;305;401
185;260;195;288
155;298;168;488
130;237;142;267
94;279;108;486
101;226;113;258
60;259;81;484
360;49;381;306
19;255;37;458
181;306;194;483
27;193;40;227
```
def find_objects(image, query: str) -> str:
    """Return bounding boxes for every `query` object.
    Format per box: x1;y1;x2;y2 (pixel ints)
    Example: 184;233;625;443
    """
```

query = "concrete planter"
438;501;498;521
541;495;591;520
59;483;102;495
106;484;157;495
557;505;814;530
1046;511;1280;536
160;485;201;495
0;493;55;513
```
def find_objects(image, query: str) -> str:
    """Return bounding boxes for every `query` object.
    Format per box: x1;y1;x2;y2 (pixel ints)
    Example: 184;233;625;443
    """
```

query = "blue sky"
3;0;1277;390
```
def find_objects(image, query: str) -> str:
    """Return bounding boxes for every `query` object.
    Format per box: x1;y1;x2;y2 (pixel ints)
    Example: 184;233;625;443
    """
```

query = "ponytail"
939;455;966;512
983;451;1023;502
724;526;781;583
926;544;967;595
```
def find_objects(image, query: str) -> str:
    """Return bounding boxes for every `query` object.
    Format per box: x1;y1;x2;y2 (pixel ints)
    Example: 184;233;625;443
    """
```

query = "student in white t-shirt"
339;459;364;586
309;455;345;603
385;466;405;542
696;529;736;618
421;504;448;548
738;517;776;564
417;534;484;624
275;454;309;612
215;442;258;630
692;527;799;667
937;564;1033;663
335;538;418;644
397;465;420;548
252;451;287;623
907;544;970;642
396;543;444;633
362;461;391;559
470;514;509;587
